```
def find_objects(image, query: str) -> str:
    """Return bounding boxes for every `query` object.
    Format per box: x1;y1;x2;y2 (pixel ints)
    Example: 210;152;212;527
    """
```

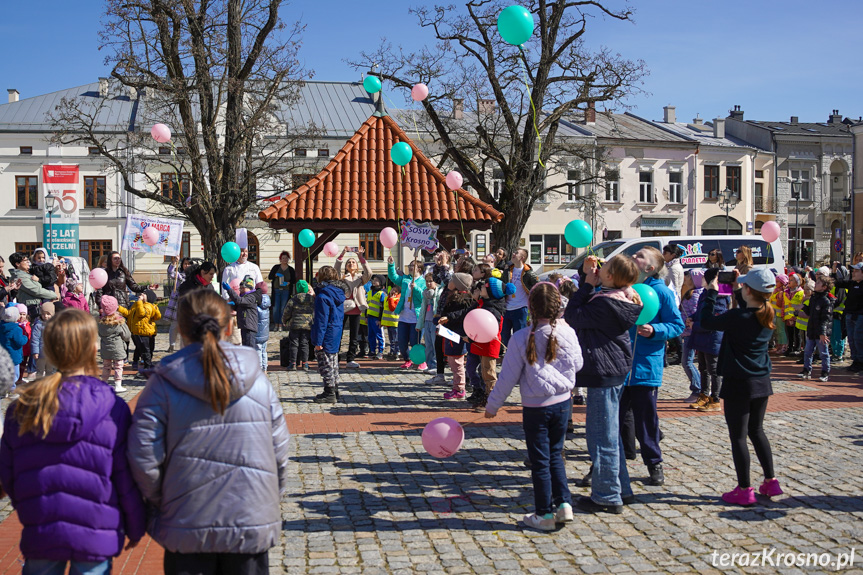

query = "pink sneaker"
759;478;784;497
721;486;756;506
417;362;428;371
444;389;466;400
399;361;413;369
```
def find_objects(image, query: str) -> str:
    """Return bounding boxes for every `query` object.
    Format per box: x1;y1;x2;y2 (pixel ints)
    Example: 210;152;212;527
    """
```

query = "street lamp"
842;194;851;265
44;192;58;254
718;187;740;235
791;178;802;266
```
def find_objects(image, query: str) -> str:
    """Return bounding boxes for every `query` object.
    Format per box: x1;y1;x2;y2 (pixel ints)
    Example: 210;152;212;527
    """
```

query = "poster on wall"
121;214;185;256
42;165;80;257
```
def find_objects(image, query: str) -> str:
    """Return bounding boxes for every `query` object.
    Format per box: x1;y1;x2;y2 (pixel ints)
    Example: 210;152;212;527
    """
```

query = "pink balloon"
16;304;27;316
760;220;781;243
323;241;340;257
142;226;160;246
464;308;499;343
380;227;399;249
89;268;108;290
445;171;463;191
229;279;241;294
411;83;429;102
422;417;465;458
151;123;172;143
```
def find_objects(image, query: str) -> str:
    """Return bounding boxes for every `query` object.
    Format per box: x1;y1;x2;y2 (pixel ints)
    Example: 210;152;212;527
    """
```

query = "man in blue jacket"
622;248;685;486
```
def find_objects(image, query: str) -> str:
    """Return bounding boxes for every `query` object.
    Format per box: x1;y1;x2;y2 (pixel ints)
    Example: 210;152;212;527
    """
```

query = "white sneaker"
114;384;127;393
346;361;360;369
375;353;383;360
425;374;446;384
555;502;573;523
523;512;556;531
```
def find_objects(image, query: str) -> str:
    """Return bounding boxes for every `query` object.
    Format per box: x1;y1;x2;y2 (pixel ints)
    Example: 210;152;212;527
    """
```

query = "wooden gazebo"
258;108;503;280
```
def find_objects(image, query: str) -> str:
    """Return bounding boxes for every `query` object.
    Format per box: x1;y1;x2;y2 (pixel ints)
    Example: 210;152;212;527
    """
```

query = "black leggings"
435;334;445;375
723;396;774;488
344;314;360;361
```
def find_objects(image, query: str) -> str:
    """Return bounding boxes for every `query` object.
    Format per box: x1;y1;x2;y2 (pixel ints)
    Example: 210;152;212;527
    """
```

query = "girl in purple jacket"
0;308;145;574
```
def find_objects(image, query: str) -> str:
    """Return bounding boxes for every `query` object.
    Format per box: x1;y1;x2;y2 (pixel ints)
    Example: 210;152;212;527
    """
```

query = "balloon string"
518;46;545;168
399;166;405;234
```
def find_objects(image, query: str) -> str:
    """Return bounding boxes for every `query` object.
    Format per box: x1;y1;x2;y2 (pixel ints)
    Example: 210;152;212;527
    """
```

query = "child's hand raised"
387;255;394;264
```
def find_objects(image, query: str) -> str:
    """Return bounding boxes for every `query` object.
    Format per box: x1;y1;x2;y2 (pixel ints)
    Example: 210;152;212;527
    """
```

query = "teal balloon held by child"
390;142;413;166
363;75;382;94
632;283;659;326
298;229;316;248
564;219;592;248
221;241;241;264
497;5;534;46
409;344;426;365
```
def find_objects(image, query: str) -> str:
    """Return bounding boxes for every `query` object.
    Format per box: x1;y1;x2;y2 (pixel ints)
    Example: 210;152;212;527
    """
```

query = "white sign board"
399;219;439;252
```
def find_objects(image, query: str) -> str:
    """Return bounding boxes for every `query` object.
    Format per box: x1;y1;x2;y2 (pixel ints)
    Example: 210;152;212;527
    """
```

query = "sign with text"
121;214;185;256
42;165;80;257
399;219;439;252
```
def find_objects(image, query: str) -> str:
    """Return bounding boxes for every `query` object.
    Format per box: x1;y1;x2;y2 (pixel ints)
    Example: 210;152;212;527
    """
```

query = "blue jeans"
422;321;437;370
523;398;572;516
847;314;863;362
271;289;291;327
397;321;418;360
803;338;830;373
681;336;700;393
255;341;268;372
368;317;384;355
387;326;398;354
831;318;845;358
24;559;111;575
585;385;632;506
501;306;529;346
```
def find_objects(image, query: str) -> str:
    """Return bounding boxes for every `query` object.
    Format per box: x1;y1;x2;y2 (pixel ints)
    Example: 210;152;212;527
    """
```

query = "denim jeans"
847;314;863;362
422;321;437;370
271;289;291;327
803;338;830;373
255;341;268;372
387;327;398;354
831;318;845;358
681;336;700;393
368;317;384;355
523;398;572;516
397;321;418;360
501;306;529;346
24;559;111;575
585;385;632;506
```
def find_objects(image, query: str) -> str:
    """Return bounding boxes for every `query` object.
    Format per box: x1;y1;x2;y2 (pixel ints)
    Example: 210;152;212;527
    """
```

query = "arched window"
701;215;742;236
247;231;260;265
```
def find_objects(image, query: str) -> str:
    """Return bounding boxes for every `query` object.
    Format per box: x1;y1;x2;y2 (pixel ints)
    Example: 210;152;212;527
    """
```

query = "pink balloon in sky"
422;417;465;458
411;83;429;102
89;268;108;290
445;171;463;191
380;227;399;249
760;220;781;243
464;308;499;343
322;242;340;257
151;123;172;143
142;226;160;246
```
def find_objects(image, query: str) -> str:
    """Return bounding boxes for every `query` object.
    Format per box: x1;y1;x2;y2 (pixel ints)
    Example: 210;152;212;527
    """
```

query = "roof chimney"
663;105;676;124
829;109;843;124
452;98;464;120
99;77;109;98
477;98;496;115
7;89;19;103
713;118;725;139
692;115;703;126
729;105;744;121
585;101;596;124
790;116;799;124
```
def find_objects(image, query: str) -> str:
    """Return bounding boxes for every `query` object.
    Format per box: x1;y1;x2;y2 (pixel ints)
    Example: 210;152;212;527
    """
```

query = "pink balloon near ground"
322;242;340;257
89;268;108;290
380;227;399;249
464;308;499;343
760;220;781;243
150;123;171;143
445;171;463;190
411;83;429;102
142;226;160;246
422;417;465;458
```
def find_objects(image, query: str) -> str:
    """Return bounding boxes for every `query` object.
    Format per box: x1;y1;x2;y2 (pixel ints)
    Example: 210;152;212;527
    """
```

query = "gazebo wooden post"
291;230;305;282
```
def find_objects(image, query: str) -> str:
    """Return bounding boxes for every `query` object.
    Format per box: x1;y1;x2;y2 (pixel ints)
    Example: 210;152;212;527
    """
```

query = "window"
84;176;107;208
544;234;561;264
16;176;38;209
639;171;654;203
669;171;682;203
15;242;43;255
491;169;504;201
160;173;190;201
79;240;112;270
605;169;620;202
318;149;329;157
88;147;100;156
294;148;307;157
292;173;314;191
247;231;259;265
158;147;171;155
19;146;32;155
726;166;741;198
704;165;719;199
755;170;764;179
790;169;811;200
566;169;581;201
164;232;191;263
360;233;385;260
605;230;622;241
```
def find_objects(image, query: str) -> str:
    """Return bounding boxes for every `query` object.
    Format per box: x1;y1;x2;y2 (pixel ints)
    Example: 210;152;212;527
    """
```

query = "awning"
640;216;682;231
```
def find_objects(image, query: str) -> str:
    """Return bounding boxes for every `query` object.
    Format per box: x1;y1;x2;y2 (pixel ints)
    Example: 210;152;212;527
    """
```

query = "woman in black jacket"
177;262;218;300
95;251;148;308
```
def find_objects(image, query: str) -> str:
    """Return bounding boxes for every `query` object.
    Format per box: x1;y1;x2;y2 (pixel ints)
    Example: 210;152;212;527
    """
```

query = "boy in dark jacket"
800;276;835;381
437;273;475;400
311;267;345;404
283;280;315;370
689;268;730;412
223;275;262;348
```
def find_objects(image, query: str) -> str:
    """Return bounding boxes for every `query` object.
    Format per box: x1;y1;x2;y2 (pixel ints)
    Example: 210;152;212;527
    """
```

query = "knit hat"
100;295;119;316
487;277;517;299
16;304;27;316
241;275;255;289
40;302;55;315
816;266;831;277
490;268;502;279
774;273;789;285
451;272;473;292
3;307;19;323
256;281;269;295
296;280;310;294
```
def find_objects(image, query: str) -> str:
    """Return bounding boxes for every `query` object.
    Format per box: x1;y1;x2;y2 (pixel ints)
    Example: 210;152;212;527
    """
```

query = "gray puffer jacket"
127;342;290;554
98;315;131;361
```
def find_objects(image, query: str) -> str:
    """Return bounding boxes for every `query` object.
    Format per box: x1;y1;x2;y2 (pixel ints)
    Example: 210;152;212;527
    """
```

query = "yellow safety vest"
795;296;810;331
381;289;399;327
831;287;845;316
367;288;385;319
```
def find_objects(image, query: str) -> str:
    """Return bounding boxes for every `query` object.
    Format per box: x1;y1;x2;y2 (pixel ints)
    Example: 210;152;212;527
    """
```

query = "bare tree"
51;0;316;264
350;0;645;253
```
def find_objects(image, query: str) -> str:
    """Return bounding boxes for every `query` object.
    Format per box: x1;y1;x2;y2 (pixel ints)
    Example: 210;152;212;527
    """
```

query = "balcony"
754;195;778;214
825;197;851;213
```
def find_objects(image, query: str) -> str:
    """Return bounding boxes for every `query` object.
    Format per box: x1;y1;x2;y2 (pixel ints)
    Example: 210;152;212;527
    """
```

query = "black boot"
576;465;593;487
647;463;665;486
313;389;336;404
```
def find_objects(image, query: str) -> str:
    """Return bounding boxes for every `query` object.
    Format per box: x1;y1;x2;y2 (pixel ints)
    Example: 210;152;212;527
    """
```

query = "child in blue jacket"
0;307;28;386
311;266;345;404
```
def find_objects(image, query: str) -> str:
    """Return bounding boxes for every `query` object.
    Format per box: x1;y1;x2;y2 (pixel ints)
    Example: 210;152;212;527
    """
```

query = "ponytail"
747;287;776;330
15;373;63;437
526;320;538;365
200;328;232;414
526;283;561;365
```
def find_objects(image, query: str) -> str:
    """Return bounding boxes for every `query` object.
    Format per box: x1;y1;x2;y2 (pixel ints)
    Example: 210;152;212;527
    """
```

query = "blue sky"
1;0;861;123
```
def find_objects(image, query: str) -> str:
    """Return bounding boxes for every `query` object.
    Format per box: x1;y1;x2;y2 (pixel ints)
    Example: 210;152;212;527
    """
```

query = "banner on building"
121;214;185;256
399;219;439;252
42;165;80;257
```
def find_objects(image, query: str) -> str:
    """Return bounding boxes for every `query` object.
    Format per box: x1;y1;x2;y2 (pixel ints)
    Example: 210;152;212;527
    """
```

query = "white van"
537;235;785;281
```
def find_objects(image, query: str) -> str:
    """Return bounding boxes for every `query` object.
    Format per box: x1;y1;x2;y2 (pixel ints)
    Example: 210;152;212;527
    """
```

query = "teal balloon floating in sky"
390;142;413;166
632;283;660;326
564;219;592;248
497;5;534;46
298;229;316;248
363;75;382;94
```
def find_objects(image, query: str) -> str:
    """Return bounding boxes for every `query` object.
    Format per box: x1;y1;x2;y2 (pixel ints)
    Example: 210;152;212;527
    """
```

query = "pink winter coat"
62;291;90;313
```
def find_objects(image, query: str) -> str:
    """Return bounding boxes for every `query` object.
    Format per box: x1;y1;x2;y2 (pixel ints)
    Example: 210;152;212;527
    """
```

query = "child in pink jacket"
61;281;90;313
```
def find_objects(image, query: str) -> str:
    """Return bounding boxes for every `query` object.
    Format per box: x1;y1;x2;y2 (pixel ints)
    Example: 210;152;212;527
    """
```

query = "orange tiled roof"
258;114;503;225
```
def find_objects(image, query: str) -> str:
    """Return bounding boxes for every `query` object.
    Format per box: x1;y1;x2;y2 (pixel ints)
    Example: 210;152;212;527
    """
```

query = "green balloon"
564;219;592;248
221;242;241;264
497;5;534;46
390;142;413;166
298;228;316;248
363;75;382;94
632;283;660;326
409;344;426;365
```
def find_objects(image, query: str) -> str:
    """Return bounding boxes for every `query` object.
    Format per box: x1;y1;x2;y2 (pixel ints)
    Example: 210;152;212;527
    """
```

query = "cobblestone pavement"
1;332;862;573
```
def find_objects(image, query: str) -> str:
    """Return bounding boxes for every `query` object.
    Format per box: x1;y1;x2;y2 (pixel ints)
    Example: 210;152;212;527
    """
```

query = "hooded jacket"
95;267;145;309
62;291;90;313
225;288;263;332
689;292;729;356
311;282;346;353
802;290;834;339
9;268;58;309
123;299;162;337
387;263;426;321
99;314;132;361
0;376;146;562
177;273;216;300
0;321;28;365
127;343;290;554
282;293;315;331
627;277;685;387
439;290;474;356
255;294;272;344
564;282;642;386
